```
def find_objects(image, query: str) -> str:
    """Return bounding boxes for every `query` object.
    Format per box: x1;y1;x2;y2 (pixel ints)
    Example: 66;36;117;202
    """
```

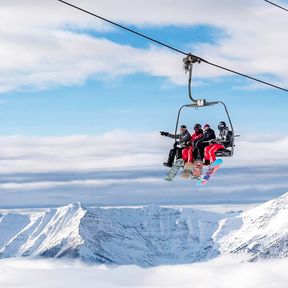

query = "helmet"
203;124;210;129
194;123;201;130
218;121;226;130
180;125;187;129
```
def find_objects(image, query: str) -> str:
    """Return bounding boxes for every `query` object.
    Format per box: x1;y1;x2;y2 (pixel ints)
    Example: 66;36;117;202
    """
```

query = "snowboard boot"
163;162;173;167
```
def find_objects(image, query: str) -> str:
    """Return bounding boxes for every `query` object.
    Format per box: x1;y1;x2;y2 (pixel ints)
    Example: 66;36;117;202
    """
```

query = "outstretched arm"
160;131;179;139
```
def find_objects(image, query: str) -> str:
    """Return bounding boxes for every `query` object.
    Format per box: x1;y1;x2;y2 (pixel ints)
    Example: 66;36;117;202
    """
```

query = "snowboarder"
180;123;203;179
193;124;216;161
203;121;231;164
181;123;203;164
160;125;191;167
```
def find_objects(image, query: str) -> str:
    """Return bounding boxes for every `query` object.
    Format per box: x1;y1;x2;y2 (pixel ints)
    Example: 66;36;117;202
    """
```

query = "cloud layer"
1;256;288;288
0;131;287;174
0;131;287;207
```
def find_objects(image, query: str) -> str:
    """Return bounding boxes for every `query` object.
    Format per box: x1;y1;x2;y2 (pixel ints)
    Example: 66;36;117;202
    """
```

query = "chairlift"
174;54;236;157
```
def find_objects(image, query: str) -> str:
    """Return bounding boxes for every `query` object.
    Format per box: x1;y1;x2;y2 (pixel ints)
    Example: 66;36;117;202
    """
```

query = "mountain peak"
215;192;288;261
1;193;288;266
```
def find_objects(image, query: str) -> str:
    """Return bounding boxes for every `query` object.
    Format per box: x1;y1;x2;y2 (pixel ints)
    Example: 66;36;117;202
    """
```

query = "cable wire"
264;0;288;12
57;0;288;92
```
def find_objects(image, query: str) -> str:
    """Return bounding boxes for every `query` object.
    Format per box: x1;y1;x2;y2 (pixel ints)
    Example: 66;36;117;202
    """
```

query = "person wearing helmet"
203;121;230;164
182;123;203;164
217;121;231;146
160;125;191;167
193;123;216;161
218;121;226;130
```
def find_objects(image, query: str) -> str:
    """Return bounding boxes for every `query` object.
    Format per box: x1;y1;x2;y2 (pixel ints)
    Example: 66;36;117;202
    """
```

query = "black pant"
167;143;183;166
193;140;209;161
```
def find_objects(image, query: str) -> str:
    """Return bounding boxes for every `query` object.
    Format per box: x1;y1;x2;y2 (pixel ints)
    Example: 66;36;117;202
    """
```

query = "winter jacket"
202;128;216;142
190;129;204;144
217;127;232;147
166;130;191;148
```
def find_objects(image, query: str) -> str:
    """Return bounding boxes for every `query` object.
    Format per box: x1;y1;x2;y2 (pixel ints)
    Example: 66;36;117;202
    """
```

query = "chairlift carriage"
174;54;236;158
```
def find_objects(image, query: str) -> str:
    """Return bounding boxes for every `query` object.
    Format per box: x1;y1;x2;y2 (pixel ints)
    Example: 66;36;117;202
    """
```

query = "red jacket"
191;131;203;143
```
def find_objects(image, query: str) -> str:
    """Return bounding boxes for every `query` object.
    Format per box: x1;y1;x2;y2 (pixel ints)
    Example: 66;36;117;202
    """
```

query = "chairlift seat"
215;137;234;157
215;148;232;157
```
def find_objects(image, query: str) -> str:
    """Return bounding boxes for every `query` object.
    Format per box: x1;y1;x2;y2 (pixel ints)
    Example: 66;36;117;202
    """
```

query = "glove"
160;131;169;136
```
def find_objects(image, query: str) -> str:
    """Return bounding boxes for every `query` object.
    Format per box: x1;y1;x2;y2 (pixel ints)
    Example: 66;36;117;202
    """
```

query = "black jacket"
194;128;216;148
202;128;216;142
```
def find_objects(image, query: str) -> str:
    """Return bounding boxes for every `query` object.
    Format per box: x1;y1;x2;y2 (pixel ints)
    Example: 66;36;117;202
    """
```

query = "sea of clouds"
0;256;288;288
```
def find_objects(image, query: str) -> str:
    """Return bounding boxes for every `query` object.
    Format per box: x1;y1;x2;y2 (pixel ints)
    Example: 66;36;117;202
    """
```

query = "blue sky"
0;0;288;207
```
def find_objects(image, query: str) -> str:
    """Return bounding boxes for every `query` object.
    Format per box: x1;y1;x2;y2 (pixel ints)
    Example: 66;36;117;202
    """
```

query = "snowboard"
164;158;184;181
191;160;204;180
181;162;193;179
196;159;223;185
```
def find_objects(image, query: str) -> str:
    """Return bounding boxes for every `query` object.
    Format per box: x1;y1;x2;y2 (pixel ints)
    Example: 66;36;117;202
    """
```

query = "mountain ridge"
1;193;287;266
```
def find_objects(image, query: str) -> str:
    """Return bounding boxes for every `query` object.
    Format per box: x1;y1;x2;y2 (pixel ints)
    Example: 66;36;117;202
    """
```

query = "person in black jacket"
193;124;216;161
160;125;191;167
203;121;232;165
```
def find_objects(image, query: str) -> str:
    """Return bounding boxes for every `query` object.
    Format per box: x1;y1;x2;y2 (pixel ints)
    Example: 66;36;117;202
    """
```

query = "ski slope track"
0;193;288;266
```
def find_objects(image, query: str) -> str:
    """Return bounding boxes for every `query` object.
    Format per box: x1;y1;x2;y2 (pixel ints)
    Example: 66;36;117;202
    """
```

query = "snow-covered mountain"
0;192;288;266
214;193;288;261
0;203;225;266
0;203;85;259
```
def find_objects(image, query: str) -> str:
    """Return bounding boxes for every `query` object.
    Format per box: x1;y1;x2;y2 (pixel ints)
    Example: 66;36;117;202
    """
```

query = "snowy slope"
0;213;30;250
0;204;225;266
214;192;288;261
78;205;225;265
0;192;288;266
0;203;86;258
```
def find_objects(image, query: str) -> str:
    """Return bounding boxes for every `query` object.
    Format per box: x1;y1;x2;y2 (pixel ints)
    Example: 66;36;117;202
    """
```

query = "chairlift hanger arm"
183;54;201;103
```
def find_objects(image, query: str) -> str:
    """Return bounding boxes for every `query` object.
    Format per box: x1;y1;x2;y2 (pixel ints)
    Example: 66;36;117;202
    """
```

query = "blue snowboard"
196;159;223;186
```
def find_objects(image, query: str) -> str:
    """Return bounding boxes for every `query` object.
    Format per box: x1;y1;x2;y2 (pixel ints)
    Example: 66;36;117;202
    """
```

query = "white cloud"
0;29;182;92
1;0;288;92
0;132;287;175
230;135;288;167
0;131;287;207
0;131;165;174
0;130;287;206
0;256;288;288
0;177;162;191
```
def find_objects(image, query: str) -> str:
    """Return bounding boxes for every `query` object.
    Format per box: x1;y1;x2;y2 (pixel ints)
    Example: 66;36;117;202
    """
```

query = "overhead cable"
264;0;288;12
57;0;288;93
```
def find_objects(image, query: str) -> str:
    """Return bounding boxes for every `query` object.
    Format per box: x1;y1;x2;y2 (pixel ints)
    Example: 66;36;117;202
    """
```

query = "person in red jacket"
182;123;203;163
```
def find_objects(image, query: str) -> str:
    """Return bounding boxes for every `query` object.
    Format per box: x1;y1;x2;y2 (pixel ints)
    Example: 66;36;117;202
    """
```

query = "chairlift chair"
174;55;236;158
